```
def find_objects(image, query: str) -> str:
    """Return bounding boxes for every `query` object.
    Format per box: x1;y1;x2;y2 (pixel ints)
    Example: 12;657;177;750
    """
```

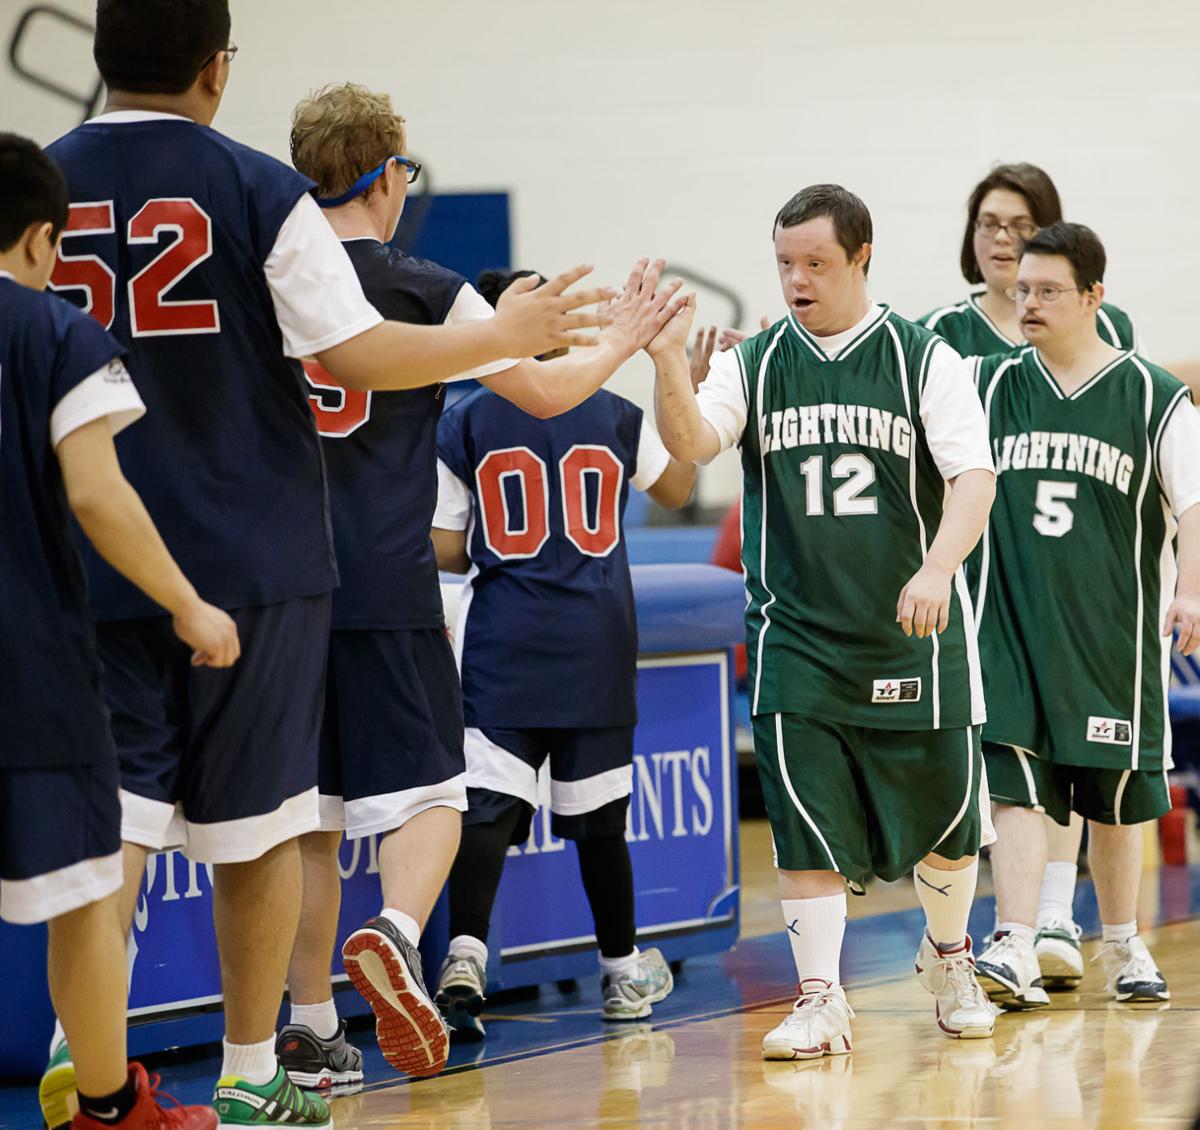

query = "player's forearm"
653;346;721;464
70;477;204;619
431;527;470;574
317;319;515;392
1175;504;1200;598
647;458;697;510
491;338;633;419
924;468;996;575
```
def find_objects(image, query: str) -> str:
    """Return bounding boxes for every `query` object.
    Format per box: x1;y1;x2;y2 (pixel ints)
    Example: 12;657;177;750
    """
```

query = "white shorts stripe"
0;850;122;925
774;713;839;872
1113;769;1133;826
463;727;539;807
549;765;633;816
319;775;468;839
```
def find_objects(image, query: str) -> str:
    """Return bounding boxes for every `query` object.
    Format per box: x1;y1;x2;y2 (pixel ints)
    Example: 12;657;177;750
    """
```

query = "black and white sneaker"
435;952;487;1042
277;1020;364;1092
1096;937;1170;1003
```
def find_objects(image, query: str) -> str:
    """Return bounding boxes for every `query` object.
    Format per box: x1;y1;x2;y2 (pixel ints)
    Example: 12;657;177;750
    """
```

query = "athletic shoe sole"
935;1006;995;1040
1036;949;1084;991
281;1067;364;1092
975;967;1050;1011
602;968;675;1021
342;931;449;1077
435;984;486;1043
1113;985;1171;1004
38;1060;77;1130
762;1033;852;1061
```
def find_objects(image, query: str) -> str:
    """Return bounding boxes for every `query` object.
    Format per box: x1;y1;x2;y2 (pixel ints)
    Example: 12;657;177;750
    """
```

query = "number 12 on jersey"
477;445;624;560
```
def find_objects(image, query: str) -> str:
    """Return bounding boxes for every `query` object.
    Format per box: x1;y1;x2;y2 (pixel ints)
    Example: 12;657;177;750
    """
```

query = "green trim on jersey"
735;307;985;730
971;346;1190;771
920;294;1138;359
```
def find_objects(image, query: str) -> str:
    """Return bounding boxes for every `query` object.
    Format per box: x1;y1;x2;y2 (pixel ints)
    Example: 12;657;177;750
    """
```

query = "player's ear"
198;51;225;101
22;221;54;265
1083;281;1105;312
851;243;871;274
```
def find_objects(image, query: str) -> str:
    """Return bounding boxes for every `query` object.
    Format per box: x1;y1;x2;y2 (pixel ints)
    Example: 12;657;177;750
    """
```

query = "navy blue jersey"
306;240;466;629
46;115;340;618
437;388;660;729
0;278;138;767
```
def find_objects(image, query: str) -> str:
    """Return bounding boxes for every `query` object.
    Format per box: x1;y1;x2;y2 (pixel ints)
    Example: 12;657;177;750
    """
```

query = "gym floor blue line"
3;865;1198;1130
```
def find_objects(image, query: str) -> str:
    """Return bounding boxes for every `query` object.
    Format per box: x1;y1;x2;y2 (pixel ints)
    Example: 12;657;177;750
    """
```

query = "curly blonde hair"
290;82;407;198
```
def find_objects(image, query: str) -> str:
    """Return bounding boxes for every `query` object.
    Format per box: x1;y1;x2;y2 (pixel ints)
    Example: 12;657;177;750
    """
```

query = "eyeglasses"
314;154;422;209
975;216;1038;241
1004;283;1091;303
392;155;422;185
205;42;238;66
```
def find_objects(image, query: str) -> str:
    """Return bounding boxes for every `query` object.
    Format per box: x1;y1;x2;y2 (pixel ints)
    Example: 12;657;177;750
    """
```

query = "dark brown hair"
1021;222;1106;288
960;163;1063;284
0;133;69;250
774;184;873;277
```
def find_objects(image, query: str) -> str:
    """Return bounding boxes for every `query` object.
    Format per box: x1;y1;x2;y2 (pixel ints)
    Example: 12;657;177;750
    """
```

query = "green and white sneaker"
601;949;674;1021
39;1038;77;1130
213;1065;332;1128
1035;917;1084;990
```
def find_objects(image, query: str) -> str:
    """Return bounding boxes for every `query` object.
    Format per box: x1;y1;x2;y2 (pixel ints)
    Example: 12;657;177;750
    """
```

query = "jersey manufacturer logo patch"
872;678;921;704
1087;716;1132;745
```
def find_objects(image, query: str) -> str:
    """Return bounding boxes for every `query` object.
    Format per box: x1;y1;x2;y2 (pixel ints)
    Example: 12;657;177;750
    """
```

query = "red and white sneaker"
761;978;854;1061
915;933;997;1039
342;915;450;1076
71;1062;216;1130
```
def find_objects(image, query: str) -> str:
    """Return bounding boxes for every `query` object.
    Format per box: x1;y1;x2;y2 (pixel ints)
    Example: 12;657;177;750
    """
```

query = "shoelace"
144;1074;192;1129
1092;942;1159;989
787;990;851;1026
944;957;989;1010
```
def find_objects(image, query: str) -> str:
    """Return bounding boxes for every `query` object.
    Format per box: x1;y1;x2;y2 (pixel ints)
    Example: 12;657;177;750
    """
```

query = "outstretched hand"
494;265;615;358
597;258;686;358
718;315;772;351
646;293;697;359
689;326;718;391
1164;595;1200;656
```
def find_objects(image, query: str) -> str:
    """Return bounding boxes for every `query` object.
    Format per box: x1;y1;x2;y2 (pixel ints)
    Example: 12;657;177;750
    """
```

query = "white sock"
1038;862;1078;926
914;858;977;951
781;894;846;985
290;998;339;1040
221;1036;278;1085
50;1019;66;1056
598;948;640;980
380;907;421;949
997;921;1037;946
448;934;489;967
1102;920;1137;944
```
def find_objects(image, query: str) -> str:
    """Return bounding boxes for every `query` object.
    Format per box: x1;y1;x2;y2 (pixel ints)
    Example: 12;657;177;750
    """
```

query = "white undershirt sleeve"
263;194;383;358
1157;396;1200;518
442;285;520;382
694;347;749;463
630;416;671;491
919;342;996;480
433;458;474;530
50;361;146;448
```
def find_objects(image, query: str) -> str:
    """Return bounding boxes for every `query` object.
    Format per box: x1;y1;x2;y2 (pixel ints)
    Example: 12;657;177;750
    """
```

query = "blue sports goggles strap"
314;156;402;209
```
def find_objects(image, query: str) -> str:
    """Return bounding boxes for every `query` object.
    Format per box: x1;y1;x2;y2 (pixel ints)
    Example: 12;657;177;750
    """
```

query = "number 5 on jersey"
1034;480;1078;537
50;199;220;336
477;445;623;560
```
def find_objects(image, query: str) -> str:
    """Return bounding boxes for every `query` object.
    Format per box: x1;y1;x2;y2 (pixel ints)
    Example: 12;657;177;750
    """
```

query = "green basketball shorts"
983;742;1170;826
751;714;985;887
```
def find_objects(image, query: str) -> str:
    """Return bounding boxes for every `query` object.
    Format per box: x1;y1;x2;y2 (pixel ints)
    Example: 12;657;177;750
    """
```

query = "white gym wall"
4;0;1197;504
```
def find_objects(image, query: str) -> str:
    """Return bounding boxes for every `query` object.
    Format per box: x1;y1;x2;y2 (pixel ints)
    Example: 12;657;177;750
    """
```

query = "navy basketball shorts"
463;725;635;841
318;628;467;840
98;594;330;865
0;756;123;924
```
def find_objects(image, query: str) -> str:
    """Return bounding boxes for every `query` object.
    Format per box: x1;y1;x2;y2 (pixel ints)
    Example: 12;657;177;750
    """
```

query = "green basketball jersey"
920;294;1137;358
972;347;1190;770
734;306;988;731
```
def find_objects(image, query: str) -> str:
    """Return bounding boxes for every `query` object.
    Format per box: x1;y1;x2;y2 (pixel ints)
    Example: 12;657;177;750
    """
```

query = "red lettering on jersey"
477;447;550;559
127;198;220;336
559;444;623;557
302;359;372;437
50;202;117;329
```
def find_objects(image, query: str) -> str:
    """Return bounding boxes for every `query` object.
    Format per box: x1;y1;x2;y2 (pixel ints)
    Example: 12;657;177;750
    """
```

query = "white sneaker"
435;951;487;1041
761;978;854;1061
601;948;674;1021
975;930;1050;1010
1035;917;1084;990
914;934;996;1039
1095;936;1170;1003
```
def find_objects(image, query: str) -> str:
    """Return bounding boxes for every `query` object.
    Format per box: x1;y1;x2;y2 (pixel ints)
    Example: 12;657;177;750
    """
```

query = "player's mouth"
1021;316;1045;329
991;253;1016;266
791;297;815;310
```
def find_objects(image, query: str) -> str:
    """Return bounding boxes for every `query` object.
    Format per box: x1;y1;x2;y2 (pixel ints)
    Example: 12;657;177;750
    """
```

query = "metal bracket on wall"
8;4;104;126
664;263;746;331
